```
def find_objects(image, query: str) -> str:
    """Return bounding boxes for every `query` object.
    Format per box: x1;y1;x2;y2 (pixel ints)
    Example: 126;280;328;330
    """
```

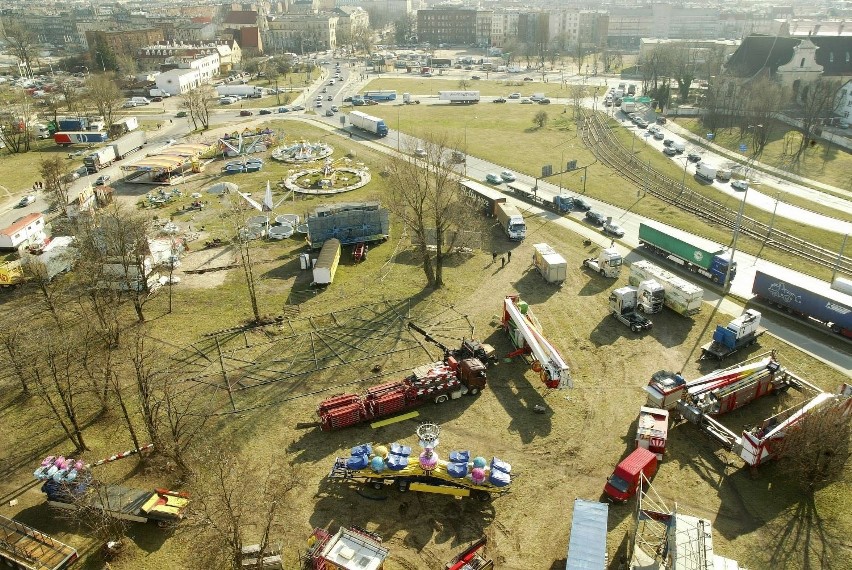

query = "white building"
0;213;46;250
155;67;202;95
836;79;852;120
184;52;220;83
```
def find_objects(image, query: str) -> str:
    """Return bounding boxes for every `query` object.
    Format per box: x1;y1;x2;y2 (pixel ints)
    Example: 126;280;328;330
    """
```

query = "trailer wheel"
372;481;384;490
631;324;640;333
435;394;449;404
469;387;479;396
475;491;492;502
156;520;169;528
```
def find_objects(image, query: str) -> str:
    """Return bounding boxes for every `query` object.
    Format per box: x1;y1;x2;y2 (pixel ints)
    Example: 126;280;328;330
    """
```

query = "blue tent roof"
566;499;609;569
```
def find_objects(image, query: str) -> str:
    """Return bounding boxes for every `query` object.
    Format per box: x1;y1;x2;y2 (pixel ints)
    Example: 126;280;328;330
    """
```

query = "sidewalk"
665;120;852;200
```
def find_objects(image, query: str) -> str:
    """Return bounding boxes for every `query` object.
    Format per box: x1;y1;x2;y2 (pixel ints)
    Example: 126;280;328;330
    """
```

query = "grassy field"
358;102;847;281
674;117;852;192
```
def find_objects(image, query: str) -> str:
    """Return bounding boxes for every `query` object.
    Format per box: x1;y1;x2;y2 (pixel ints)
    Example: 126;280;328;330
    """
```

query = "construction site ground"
1;126;850;570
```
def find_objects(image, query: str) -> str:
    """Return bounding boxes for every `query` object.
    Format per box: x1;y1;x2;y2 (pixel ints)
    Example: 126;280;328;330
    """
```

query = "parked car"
493;97;507;103
259;109;272;115
94;175;111;186
508;92;521;99
520;98;532;104
176;111;188;118
572;197;591;211
585;210;605;226
327;95;333;101
500;171;516;182
653;131;665;140
17;195;35;207
151;96;163;102
538;98;551;104
343;96;353;102
316;101;323;108
325;109;335;116
485;173;502;184
322;87;328;93
239;110;254;116
122;101;137;108
663;147;677;156
414;148;427;158
523;76;534;81
603;221;625;238
662;139;674;147
330;105;339;112
278;107;290;113
687;152;702;162
731;179;749;191
471;75;481;80
364;100;378;106
292;105;305;111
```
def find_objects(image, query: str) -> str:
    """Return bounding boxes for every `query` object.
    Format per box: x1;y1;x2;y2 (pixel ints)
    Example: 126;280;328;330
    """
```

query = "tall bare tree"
182;85;215;131
39;156;73;212
224;193;261;322
85;74;123;128
3;21;37;73
793;77;841;162
0;91;35;153
669;44;700;104
743;77;785;157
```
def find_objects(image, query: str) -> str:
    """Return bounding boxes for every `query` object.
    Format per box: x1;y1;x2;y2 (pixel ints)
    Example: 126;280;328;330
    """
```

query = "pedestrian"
501;256;505;268
507;250;512;262
492;251;497;263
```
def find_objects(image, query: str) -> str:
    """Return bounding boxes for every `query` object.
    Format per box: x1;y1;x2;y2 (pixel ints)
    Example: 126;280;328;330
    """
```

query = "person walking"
507;250;512;262
492;251;497;264
501;256;505;268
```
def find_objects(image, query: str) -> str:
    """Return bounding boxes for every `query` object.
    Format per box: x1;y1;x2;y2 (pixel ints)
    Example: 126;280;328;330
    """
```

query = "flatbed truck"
700;310;763;360
0;515;78;570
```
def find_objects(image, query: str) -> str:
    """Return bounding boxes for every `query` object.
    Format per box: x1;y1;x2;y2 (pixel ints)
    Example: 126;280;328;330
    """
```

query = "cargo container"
83;146;118;173
695;163;716;182
495;202;526;241
438;90;480;103
110;130;146;159
565;500;608;570
312;238;340;286
752;268;852;338
638;222;735;284
54;131;108;146
348;111;389;136
532;243;567;283
628;259;704;316
58;118;88;131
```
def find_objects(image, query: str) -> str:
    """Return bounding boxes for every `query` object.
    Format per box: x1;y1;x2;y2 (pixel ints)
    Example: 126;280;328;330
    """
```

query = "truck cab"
583;247;623;278
609;287;653;332
636;280;665;313
604;447;658;502
454;357;487;394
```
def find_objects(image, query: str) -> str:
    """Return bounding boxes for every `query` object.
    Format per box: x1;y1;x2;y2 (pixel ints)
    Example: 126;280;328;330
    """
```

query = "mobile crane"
501;295;572;388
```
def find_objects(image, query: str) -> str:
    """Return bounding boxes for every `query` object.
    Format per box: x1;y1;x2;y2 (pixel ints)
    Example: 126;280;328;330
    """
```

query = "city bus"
363;90;397;102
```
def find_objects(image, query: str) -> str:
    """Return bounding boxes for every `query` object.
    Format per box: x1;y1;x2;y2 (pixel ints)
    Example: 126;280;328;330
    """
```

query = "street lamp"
678;156;689;193
723;183;749;289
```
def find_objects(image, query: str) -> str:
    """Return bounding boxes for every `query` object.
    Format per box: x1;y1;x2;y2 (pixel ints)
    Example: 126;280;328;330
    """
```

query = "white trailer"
348;111;389;137
313;238;341;286
695;163;716;182
83;146;118;173
216;85;263;98
109;116;139;136
628;259;704;316
438;90;480;104
532;243;567;283
110;130;146;159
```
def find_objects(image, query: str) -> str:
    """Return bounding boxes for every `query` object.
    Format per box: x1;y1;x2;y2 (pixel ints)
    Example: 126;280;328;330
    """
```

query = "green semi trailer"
638;222;736;284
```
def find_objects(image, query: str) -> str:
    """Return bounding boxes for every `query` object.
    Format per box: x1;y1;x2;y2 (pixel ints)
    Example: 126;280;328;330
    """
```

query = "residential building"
836;79;852;120
223;10;264;53
0;213;46;250
86;28;165;63
267;13;338;54
333;6;370;42
155;67;202;96
640;39;741;63
138;41;235;75
417;7;479;46
490;10;520;48
173;22;217;43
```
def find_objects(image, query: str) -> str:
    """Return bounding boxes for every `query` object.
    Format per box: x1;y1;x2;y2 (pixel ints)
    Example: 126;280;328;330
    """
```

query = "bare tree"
0;91;35;153
352;24;374;56
39;156;73;213
158;377;211;475
3;21;37;72
567;84;588;118
533;110;549;129
669;44;700;105
182;85;215;131
743;77;785;157
793;78;841;162
775;398;852;492
186;448;300;570
56;81;81;116
129;327;162;447
85;74;123;128
0;314;36;395
457;78;470;90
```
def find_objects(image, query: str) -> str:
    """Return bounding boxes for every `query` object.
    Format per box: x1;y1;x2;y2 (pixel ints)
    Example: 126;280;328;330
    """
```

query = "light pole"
679;156;689;193
397;107;401;152
724;183;749;289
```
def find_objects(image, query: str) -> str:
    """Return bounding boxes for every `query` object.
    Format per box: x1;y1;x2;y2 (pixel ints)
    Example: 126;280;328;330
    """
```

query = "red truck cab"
604;447;658;502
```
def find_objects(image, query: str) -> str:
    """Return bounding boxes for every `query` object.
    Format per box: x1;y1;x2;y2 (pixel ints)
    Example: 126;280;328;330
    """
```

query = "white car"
602;221;625;238
731;179;749;191
17;195;35;207
414;148;427;157
122;101;137;108
500;171;516;182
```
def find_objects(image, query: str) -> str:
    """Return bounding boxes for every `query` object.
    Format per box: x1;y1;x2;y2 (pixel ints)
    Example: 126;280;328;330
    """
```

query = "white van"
673;141;686;154
131;97;150;106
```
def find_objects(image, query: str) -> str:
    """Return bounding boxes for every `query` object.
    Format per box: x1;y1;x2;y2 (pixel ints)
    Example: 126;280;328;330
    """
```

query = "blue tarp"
566;499;608;570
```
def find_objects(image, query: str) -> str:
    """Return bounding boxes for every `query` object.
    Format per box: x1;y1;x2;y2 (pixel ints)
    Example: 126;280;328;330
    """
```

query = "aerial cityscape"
0;1;850;569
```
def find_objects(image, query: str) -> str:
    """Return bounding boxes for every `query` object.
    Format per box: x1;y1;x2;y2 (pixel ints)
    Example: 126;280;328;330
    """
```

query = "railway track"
580;112;852;276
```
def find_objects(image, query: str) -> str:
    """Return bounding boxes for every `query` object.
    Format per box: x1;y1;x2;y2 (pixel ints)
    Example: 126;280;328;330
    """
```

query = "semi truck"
695;163;717;182
628;259;704;316
638;222;735;285
532;243;567;283
438;90;480;104
216;85;263;98
362;90;397;102
109;116;139;137
634;280;665;314
700;310;763;360
83;146;117;173
495;202;526;241
54;132;108;146
0;515;78;570
608;287;653;332
582;247;623;278
348;111;389;137
505;181;574;214
752;268;852;338
110;130;146;159
316;357;487;431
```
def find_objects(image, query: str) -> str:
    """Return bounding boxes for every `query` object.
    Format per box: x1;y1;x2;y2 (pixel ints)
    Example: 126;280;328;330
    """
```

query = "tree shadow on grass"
762;494;841;570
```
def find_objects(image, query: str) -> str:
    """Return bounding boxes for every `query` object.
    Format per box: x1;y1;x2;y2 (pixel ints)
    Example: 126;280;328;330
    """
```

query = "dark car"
523;76;534;81
239;110;253;116
687;152;702;162
493;97;506;103
471;75;481;80
572;197;591;211
585;210;605;226
663;147;677;156
151;96;163;102
259;109;272;115
662;139;674;147
538;98;551;104
343;96;352;102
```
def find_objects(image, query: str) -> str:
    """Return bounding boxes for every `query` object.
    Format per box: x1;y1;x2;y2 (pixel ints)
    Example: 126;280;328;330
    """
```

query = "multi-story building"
267;13;337;54
605;7;653;50
154;67;202;96
85;28;165;64
223;10;264;53
337;0;411;29
332;6;370;41
172;22;217;43
490;10;520;48
639;38;740;63
417;7;479;46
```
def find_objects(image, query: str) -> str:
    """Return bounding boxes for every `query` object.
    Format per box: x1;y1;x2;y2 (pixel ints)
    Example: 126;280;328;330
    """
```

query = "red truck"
317;357;487;431
604;447;658;502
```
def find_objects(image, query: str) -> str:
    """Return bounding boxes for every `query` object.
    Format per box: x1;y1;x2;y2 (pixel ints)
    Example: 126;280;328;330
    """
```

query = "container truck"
532;243;567;283
506;182;574;213
83;146;118;173
58;118;88;131
695;163;717;182
638;222;735;285
752;268;852;337
348;111;389;137
582;247;623;278
495;202;526;241
109;130;146;159
54;132;108;146
312;238;340;286
438;90;480;104
628;259;704;316
109;116;139;137
317;357;487;431
0;515;78;570
700;310;763;360
402;92;420;104
216;85;263;98
608;287;653;332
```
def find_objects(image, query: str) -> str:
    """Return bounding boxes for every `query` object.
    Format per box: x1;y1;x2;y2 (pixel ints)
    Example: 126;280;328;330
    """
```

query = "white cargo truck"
109;130;146;159
628;259;704;316
495;203;526;241
695;163;716;182
216;85;264;98
313;238;341;286
532;243;567;283
438;91;480;104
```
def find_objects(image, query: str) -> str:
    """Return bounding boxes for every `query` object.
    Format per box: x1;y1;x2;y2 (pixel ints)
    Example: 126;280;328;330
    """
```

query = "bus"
363;90;397;102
